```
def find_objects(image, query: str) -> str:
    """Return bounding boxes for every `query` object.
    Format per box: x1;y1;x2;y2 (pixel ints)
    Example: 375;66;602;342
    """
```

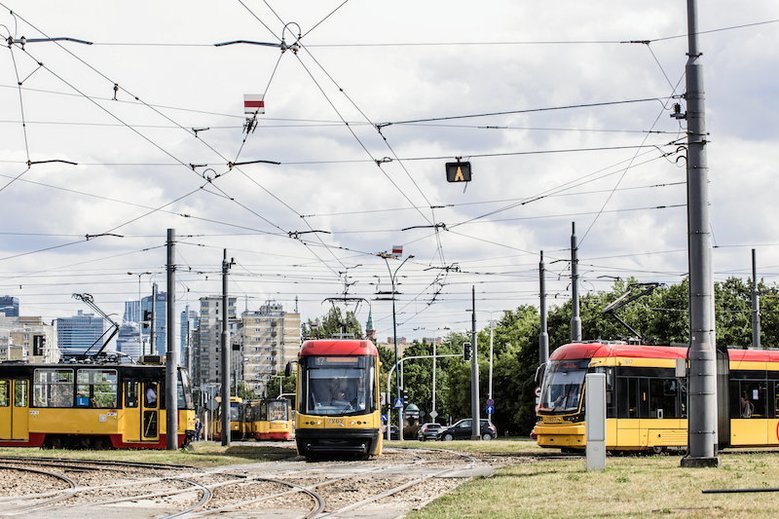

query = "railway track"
0;447;499;518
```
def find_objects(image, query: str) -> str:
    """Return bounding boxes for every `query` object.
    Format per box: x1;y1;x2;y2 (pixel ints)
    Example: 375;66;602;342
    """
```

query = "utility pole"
487;317;494;425
570;223;581;342
165;229;178;450
681;0;718;468
751;249;760;349
431;340;437;422
220;249;234;447
184;304;192;373
539;251;549;364
470;285;481;440
150;282;158;356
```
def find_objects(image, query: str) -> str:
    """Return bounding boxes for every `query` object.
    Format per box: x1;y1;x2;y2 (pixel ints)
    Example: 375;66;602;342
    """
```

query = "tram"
213;396;243;441
249;398;294;440
293;339;382;459
0;361;195;449
534;341;779;452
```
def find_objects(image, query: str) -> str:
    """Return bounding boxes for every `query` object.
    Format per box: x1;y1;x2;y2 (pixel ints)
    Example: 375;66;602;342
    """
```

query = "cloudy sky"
0;1;778;344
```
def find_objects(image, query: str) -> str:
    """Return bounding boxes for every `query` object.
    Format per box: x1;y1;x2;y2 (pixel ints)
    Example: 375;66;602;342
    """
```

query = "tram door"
141;381;160;441
0;379;29;441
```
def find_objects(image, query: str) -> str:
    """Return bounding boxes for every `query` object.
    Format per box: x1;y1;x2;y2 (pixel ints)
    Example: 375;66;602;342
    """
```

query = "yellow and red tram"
535;342;779;452
294;339;382;459
250;398;294;441
212;396;243;441
0;361;195;449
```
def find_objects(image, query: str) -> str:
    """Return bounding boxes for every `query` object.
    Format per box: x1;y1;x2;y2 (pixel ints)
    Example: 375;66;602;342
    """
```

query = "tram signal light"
446;161;471;183
463;342;472;361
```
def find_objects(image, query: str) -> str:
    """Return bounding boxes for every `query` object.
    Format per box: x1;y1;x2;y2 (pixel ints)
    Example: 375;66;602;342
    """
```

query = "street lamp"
128;271;152;356
378;252;414;441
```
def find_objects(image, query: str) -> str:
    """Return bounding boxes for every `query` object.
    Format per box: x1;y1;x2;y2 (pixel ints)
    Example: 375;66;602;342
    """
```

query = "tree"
302;306;363;339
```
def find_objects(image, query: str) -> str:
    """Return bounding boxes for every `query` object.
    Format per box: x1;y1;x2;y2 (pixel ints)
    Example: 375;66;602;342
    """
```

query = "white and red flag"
243;94;265;115
391;245;403;257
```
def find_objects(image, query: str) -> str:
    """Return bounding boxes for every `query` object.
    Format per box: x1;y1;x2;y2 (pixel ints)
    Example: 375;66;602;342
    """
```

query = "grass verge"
0;441;298;467
404;441;779;518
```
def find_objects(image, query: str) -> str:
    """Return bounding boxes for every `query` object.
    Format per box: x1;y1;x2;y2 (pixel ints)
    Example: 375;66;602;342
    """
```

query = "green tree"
302;307;363;339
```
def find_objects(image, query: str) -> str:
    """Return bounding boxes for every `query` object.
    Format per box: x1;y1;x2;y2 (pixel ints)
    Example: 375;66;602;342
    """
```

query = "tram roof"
299;339;378;357
551;342;779;363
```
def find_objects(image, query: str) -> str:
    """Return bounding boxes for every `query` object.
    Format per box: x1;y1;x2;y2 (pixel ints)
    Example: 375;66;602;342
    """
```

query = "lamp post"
380;252;414;441
128;271;152;357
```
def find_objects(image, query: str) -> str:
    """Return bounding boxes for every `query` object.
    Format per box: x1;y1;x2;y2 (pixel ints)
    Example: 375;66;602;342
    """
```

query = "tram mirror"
284;362;292;377
675;358;686;378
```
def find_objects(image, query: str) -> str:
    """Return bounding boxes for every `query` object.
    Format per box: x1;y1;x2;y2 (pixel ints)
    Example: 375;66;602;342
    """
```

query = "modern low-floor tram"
534;342;779;452
294;339;382;459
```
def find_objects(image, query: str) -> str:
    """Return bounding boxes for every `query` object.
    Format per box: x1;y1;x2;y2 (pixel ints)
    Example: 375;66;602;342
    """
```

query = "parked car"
417;423;444;441
382;425;400;440
437;419;497;441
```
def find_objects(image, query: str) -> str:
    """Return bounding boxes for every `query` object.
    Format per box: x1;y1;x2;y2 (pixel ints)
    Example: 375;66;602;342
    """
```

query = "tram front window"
268;400;288;421
538;360;588;413
301;356;374;416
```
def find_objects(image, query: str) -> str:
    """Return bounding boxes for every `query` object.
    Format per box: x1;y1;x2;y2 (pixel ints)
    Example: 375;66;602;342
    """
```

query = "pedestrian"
195;417;203;441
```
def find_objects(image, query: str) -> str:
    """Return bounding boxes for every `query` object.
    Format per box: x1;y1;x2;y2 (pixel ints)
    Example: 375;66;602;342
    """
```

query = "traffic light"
142;310;152;329
402;388;409;403
463;342;471;361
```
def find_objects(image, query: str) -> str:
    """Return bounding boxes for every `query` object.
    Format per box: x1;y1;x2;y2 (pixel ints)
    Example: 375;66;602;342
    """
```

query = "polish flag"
391;245;403;257
244;94;265;115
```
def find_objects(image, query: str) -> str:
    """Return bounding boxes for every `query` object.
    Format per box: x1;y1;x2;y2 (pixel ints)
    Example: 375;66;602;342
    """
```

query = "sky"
0;1;778;345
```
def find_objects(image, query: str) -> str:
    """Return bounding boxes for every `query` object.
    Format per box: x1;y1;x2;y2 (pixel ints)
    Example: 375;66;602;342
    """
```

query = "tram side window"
0;380;7;407
649;379;679;418
76;369;118;408
733;380;767;418
33;369;74;407
125;381;139;408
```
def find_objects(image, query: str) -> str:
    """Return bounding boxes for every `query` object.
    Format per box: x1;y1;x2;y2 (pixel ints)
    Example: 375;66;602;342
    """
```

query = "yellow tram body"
249;398;294;441
0;362;195;448
535;342;779;452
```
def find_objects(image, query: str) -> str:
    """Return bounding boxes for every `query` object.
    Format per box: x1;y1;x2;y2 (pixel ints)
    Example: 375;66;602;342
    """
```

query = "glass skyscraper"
0;296;19;317
56;309;106;356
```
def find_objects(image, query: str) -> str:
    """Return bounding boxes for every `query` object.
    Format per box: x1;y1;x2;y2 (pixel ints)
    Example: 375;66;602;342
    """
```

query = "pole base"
680;456;719;468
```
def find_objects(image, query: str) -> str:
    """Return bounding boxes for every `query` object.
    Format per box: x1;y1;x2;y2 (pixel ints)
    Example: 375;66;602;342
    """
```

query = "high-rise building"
116;322;142;360
140;289;167;356
0;315;58;363
194;296;237;389
180;306;199;373
240;302;301;396
56;310;106;357
0;296;19;317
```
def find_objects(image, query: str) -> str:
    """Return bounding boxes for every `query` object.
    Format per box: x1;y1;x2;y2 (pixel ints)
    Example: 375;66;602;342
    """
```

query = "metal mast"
751;249;760;349
570;223;581;342
539;251;549;364
165;229;178;450
470;285;481;440
681;0;718;468
220;249;234;447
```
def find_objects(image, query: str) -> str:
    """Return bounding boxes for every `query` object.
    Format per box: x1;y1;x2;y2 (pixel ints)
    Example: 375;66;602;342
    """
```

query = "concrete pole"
751;249;760;349
681;0;718;468
221;249;233;447
470;285;481;440
150;282;158;355
539;251;549;364
165;229;178;450
570;223;582;343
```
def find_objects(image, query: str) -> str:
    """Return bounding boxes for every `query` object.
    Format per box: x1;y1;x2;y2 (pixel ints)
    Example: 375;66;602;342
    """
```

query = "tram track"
0;465;78;516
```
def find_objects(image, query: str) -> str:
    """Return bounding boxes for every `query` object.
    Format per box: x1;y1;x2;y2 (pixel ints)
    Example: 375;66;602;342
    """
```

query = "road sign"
429;410;438;420
486;398;494;407
486;405;495;414
393;398;404;409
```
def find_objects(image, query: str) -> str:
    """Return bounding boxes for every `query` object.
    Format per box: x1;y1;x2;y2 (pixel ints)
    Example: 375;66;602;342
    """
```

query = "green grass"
405;442;779;518
0;442;298;467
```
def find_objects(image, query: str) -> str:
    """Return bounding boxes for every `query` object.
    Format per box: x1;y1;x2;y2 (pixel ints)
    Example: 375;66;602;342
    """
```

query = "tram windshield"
538;359;588;413
301;356;375;416
267;399;289;421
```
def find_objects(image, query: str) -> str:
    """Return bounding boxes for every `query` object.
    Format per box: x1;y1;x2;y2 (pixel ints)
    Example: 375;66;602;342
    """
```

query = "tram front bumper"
296;428;380;455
